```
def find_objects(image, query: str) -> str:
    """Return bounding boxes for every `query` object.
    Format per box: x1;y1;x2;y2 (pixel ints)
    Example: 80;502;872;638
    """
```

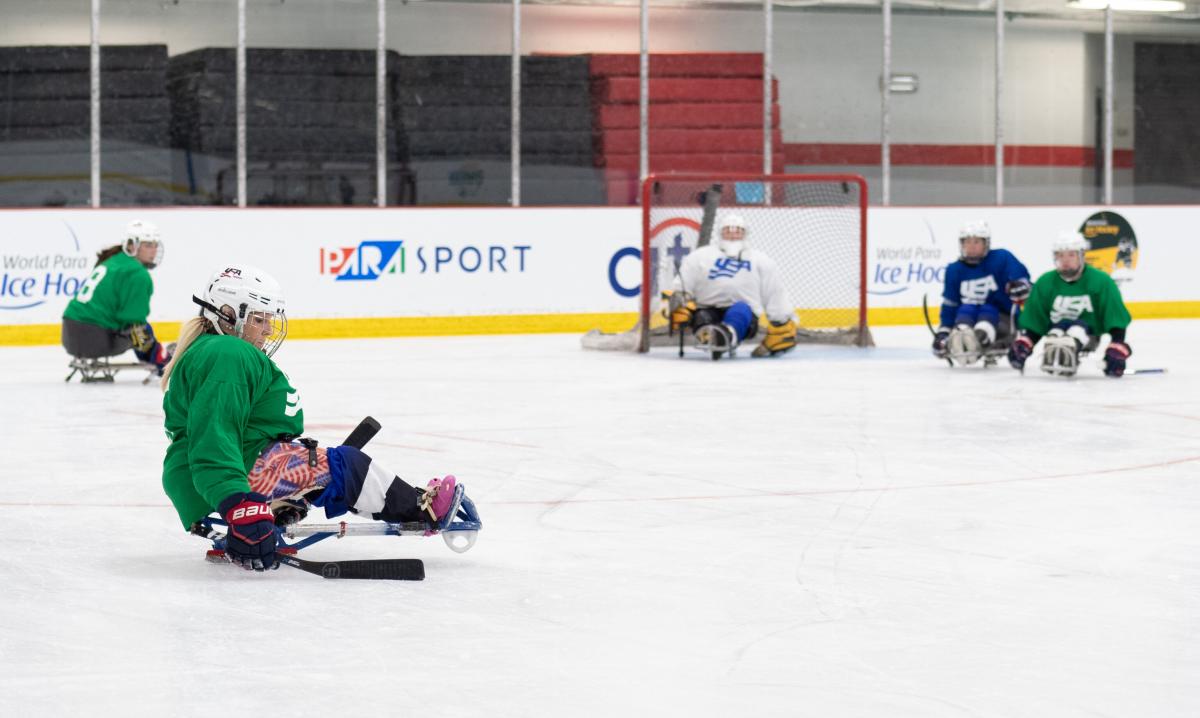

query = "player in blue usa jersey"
933;221;1031;365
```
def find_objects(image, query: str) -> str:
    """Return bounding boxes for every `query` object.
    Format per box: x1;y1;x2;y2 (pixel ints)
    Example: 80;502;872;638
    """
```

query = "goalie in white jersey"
669;213;798;359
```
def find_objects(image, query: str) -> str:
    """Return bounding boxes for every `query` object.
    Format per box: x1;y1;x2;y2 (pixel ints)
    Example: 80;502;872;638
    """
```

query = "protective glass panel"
890;13;995;205
390;2;513;205
777;9;882;206
0;1;91;207
1131;32;1200;204
1002;19;1100;205
242;0;381;206
100;0;235;206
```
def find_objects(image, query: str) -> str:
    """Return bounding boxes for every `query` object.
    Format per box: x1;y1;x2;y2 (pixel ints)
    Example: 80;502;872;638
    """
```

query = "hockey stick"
922;294;953;367
696;183;723;248
199;416;429;580
278;554;424;580
342;415;381;450
673;184;724;358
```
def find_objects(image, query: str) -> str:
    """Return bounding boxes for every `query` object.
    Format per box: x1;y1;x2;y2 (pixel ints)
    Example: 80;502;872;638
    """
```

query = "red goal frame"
639;173;869;352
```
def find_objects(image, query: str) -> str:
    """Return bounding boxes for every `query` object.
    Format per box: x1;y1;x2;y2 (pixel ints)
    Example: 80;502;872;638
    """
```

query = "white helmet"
1052;231;1089;281
716;213;749;257
193;265;288;358
123;219;164;269
957;221;991;265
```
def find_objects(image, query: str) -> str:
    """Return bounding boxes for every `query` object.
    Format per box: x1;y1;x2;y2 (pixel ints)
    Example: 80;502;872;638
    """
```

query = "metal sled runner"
65;355;159;384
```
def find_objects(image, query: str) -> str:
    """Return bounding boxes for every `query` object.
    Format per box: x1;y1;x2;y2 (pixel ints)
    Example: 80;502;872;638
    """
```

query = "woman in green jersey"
1008;232;1132;377
160;265;462;571
61;219;172;371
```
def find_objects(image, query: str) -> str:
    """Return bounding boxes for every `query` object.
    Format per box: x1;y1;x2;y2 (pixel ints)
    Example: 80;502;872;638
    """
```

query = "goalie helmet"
122;219;164;269
1052;231;1089;282
957;221;990;266
194;265;288;358
716;213;748;257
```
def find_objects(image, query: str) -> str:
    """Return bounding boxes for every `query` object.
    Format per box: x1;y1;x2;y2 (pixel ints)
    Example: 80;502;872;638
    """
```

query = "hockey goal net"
637;173;871;352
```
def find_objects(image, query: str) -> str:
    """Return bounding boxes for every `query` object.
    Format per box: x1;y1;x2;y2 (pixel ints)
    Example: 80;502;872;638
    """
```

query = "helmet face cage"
716;213;749;257
196;266;287;358
958;222;991;265
1052;233;1089;281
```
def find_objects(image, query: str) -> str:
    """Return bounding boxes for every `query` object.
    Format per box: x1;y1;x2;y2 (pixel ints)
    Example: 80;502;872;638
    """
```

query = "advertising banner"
1;204;1196;344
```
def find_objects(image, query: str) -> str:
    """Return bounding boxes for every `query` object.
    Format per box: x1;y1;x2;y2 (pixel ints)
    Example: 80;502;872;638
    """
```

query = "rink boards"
0;204;1196;344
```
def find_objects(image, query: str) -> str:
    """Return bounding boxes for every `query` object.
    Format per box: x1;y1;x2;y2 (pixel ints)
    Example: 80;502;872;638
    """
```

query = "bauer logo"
320;240;531;280
0;222;91;311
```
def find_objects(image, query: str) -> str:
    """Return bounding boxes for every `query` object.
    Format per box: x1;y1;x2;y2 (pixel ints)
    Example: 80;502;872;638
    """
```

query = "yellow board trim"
4;301;1199;346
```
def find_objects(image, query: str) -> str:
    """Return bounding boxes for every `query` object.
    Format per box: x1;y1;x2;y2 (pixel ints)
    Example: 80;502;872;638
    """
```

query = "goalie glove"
1005;278;1032;303
663;290;696;330
755;318;798;357
1104;341;1132;378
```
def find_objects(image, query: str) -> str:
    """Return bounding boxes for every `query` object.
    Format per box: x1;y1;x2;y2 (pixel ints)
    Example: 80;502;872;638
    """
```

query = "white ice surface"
1;322;1198;717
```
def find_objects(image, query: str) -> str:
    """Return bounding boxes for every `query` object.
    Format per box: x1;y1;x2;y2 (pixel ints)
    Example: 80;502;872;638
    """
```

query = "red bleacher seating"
588;53;782;205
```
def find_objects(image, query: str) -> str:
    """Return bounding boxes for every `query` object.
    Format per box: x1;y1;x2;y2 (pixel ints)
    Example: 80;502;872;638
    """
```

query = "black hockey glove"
931;328;951;358
218;492;279;571
1005;278;1032;303
272;498;309;527
1104;341;1132;378
1008;334;1034;370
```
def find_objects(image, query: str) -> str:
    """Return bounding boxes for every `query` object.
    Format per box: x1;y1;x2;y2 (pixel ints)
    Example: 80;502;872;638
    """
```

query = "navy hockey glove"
1104;341;1132;378
1008;335;1034;370
218;492;279;571
1005;278;1032;303
931;328;951;358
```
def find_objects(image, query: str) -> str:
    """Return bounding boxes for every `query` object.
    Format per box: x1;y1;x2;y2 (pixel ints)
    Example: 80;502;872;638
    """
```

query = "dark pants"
691;306;760;342
61;318;131;359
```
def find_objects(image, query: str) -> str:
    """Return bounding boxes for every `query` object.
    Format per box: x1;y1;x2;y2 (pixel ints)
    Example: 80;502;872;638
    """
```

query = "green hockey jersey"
1019;265;1132;337
62;252;153;330
161;333;304;528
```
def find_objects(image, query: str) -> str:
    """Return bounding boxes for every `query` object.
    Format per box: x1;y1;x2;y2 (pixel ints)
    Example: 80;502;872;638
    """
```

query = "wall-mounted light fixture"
881;73;918;94
1066;0;1185;11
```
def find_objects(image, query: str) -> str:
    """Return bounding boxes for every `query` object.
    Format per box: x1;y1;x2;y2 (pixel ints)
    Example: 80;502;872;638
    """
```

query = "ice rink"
1;321;1197;717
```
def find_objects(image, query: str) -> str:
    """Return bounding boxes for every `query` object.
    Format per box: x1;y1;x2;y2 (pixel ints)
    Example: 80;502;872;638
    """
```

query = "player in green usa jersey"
1008;232;1133;377
61;219;173;373
160;265;467;571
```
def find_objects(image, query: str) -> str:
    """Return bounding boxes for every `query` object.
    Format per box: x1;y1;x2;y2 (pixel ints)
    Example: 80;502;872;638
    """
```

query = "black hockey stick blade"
696;183;723;248
343;416;382;449
921;293;936;336
280;554;425;581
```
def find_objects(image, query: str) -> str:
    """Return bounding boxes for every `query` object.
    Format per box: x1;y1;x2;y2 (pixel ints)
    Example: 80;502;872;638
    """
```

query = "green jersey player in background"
61;219;173;373
160;265;467;571
1008;232;1133;377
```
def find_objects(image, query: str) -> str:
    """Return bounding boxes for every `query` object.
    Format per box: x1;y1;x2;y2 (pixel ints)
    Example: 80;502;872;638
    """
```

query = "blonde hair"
160;317;213;391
